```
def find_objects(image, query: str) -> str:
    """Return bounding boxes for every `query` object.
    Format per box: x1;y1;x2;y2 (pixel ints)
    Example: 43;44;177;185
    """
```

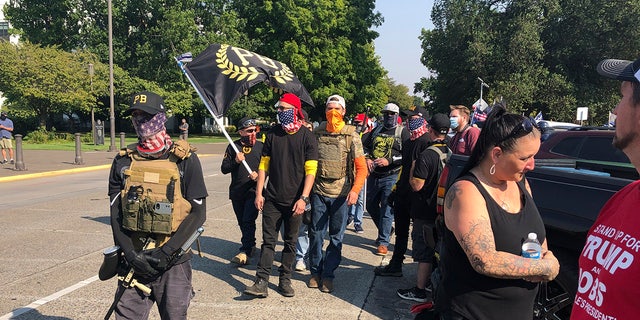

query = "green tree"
386;77;413;110
232;0;385;119
0;41;102;128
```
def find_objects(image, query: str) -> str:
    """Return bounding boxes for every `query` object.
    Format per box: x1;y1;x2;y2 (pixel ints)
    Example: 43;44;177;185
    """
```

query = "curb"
0;164;112;183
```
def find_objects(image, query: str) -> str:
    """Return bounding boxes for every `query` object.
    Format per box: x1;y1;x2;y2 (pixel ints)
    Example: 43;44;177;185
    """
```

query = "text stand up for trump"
175;44;315;175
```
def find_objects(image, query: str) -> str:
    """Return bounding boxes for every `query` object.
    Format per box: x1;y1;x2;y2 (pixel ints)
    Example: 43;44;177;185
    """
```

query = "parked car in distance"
536;127;630;164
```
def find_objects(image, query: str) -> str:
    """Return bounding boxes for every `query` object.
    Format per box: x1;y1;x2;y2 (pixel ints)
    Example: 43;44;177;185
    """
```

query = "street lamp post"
107;0;117;152
478;77;489;106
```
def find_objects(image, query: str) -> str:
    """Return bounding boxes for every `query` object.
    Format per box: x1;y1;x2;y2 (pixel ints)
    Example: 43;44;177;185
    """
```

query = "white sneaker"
295;259;306;271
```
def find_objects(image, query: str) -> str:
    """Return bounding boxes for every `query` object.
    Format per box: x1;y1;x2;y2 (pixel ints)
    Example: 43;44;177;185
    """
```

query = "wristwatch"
300;196;310;204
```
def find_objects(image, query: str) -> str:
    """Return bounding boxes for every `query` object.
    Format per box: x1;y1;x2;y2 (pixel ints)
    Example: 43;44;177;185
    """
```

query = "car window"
549;136;582;157
579;136;630;163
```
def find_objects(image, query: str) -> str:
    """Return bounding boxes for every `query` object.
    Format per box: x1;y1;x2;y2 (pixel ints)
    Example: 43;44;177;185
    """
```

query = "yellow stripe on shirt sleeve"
305;160;318;177
258;156;270;172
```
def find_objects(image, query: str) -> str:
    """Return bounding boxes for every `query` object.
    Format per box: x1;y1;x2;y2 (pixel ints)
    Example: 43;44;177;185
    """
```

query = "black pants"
256;200;302;282
390;193;411;265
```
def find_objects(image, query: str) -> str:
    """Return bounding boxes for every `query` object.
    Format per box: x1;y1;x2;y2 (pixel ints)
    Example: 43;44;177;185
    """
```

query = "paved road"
0;145;421;320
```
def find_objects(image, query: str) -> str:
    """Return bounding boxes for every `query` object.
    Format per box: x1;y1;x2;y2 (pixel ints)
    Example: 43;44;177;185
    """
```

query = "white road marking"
0;275;99;319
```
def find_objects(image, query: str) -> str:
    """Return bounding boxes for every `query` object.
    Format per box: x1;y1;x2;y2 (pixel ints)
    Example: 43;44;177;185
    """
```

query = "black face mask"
240;135;253;146
0;116;5;120
355;124;364;133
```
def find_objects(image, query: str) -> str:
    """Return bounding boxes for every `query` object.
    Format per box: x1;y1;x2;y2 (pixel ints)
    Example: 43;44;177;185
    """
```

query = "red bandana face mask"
132;112;167;139
137;130;173;157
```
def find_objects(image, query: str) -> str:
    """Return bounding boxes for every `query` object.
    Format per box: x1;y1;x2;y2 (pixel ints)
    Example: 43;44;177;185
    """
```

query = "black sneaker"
374;263;403;277
0;159;6;164
9;159;14;164
397;286;428;302
354;224;364;234
277;280;295;297
347;215;354;226
244;278;268;298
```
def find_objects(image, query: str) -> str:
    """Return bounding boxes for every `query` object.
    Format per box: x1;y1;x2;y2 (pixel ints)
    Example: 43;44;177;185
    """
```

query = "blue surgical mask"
449;116;459;129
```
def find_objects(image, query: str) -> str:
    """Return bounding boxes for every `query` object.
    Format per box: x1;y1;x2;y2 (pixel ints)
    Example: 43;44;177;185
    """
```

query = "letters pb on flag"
181;44;314;116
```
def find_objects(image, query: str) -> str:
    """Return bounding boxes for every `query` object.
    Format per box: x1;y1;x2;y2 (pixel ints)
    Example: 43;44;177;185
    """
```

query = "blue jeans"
349;185;366;226
296;223;309;262
308;193;349;279
366;173;397;246
231;197;259;254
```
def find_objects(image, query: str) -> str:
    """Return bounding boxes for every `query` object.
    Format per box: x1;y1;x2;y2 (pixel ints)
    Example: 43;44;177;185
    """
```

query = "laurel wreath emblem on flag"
216;44;294;84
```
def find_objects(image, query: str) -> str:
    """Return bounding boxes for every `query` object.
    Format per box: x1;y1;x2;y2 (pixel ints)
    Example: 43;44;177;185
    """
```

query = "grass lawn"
21;134;233;151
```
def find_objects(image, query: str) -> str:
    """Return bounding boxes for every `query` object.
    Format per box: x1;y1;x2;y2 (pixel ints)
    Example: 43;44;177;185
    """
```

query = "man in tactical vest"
364;103;410;255
307;94;367;293
107;91;208;319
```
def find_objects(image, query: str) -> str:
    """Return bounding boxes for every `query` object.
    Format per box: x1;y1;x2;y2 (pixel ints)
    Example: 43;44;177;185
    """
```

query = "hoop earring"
489;164;496;175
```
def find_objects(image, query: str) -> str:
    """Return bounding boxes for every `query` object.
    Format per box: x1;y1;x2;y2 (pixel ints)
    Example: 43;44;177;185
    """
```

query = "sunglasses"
498;116;539;144
243;129;256;133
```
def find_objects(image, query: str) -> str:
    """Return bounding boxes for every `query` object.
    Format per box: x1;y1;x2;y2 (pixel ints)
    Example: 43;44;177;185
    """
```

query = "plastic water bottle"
521;233;542;259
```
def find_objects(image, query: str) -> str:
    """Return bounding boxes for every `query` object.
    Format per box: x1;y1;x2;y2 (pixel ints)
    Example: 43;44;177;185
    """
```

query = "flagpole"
175;57;253;175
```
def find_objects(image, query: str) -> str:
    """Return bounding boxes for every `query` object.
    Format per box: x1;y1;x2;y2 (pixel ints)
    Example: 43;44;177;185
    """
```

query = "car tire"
533;247;577;320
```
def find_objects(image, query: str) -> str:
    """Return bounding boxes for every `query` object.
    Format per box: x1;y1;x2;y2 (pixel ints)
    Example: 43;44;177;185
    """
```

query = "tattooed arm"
444;181;559;281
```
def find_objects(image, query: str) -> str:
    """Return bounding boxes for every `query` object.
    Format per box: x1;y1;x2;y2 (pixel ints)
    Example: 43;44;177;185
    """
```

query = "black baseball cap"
597;58;640;82
126;91;166;115
428;113;450;134
401;106;429;119
236;116;257;130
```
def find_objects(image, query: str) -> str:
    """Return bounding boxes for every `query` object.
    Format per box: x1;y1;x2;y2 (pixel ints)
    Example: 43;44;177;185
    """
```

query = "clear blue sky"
374;0;435;94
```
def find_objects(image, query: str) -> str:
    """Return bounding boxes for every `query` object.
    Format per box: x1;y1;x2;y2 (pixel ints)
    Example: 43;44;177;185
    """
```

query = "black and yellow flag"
182;44;314;116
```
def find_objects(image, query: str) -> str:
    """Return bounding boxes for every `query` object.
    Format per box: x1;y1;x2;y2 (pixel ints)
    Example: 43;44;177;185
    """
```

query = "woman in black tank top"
437;104;560;320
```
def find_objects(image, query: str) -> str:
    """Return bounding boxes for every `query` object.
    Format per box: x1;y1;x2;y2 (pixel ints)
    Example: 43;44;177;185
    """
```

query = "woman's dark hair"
458;102;539;178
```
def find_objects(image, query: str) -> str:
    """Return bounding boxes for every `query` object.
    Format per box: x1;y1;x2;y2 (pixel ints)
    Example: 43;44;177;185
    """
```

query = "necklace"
472;168;510;210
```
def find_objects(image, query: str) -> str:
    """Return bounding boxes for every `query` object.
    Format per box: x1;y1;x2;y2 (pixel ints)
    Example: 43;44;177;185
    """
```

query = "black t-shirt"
221;140;263;200
396;134;430;196
108;150;208;264
411;141;449;219
364;125;410;176
262;126;318;207
438;173;545;320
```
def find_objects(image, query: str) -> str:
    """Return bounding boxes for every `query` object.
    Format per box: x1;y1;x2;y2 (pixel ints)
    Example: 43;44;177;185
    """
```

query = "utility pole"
108;0;117;152
88;63;95;144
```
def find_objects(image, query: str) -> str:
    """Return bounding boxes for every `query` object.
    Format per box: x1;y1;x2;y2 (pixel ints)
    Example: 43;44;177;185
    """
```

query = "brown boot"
321;279;334;293
308;275;320;288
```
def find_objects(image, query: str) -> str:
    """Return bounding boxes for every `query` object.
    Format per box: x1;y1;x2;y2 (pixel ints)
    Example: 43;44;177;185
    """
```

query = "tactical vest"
120;140;194;249
315;122;355;180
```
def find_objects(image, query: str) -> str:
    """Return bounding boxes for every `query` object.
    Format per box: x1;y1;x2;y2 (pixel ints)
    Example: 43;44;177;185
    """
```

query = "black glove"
144;247;172;272
125;250;158;278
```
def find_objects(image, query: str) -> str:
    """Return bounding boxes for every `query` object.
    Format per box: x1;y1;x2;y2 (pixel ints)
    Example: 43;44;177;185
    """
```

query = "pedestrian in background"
107;91;208;319
570;57;640;319
308;94;367;293
221;116;262;266
439;104;559;319
244;93;318;298
179;118;189;140
294;109;313;272
0;111;15;164
348;113;373;234
364;103;409;255
448;105;480;155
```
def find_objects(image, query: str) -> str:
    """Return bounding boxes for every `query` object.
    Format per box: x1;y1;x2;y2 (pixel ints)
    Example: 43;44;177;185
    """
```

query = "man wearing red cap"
244;93;318;298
